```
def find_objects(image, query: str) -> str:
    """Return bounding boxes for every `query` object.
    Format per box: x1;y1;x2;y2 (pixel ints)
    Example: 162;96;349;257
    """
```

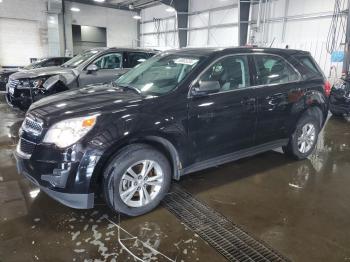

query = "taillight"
324;80;331;97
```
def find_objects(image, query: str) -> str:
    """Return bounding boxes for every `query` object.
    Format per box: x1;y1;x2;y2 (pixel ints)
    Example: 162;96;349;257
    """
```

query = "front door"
188;55;257;162
79;52;127;86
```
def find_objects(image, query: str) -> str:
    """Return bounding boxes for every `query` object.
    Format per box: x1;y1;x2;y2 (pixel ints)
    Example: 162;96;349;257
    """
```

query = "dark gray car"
6;48;156;110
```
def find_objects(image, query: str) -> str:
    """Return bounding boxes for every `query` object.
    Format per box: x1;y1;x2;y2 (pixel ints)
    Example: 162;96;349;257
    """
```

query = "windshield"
23;59;46;70
61;50;98;68
115;53;203;95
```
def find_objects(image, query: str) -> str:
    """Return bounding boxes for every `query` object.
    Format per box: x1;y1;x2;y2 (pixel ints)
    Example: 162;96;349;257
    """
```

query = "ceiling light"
133;15;141;20
165;7;175;12
70;7;80;12
0;0;3;3
94;0;105;2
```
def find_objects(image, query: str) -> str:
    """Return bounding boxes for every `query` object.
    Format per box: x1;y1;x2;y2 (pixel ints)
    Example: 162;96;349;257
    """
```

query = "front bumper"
14;144;99;209
6;92;32;110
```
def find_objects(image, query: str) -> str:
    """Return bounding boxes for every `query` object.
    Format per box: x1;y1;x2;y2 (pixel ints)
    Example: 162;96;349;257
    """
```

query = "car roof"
164;47;309;57
87;47;159;53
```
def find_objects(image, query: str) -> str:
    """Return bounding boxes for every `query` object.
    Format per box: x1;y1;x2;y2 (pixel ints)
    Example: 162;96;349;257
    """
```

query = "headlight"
43;115;98;148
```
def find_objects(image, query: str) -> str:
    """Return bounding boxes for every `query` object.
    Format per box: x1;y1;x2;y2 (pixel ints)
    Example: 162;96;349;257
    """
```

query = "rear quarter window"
294;55;323;79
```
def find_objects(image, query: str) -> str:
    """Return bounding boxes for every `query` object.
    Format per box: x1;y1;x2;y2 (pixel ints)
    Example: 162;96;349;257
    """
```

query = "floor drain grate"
162;184;290;262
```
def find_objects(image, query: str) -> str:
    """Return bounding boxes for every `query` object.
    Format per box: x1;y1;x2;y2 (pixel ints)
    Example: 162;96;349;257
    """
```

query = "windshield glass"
115;53;203;95
23;59;46;70
61;50;99;68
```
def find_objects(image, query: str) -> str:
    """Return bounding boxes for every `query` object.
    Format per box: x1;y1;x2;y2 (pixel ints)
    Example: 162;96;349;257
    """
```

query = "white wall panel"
210;8;238;25
188;29;208;47
142;22;156;34
287;0;335;16
0;19;45;66
209;27;238;47
189;0;238;12
141;4;173;20
189;12;210;28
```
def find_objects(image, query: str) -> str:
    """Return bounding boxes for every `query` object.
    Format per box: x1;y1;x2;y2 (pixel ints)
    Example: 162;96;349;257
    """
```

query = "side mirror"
193;80;220;95
86;64;99;73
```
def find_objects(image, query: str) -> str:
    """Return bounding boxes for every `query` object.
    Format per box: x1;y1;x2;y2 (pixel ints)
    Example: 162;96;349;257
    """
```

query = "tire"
283;111;320;160
102;144;171;216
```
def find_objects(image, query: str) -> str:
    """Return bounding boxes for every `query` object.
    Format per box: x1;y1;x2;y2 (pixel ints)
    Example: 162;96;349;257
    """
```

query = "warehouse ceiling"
66;0;162;10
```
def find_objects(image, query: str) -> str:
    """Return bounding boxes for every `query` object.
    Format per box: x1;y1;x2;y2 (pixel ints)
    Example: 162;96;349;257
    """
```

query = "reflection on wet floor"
0;95;350;262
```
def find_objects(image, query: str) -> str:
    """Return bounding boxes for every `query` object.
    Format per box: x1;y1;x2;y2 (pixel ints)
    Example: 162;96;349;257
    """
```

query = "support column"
239;0;251;46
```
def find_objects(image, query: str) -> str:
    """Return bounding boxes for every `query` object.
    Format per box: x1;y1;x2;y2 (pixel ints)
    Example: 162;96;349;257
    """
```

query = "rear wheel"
102;144;171;216
283;112;320;160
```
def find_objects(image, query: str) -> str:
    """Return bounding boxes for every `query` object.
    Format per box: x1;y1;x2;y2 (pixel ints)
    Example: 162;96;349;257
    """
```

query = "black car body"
329;77;350;116
15;47;329;216
0;57;70;91
6;48;156;110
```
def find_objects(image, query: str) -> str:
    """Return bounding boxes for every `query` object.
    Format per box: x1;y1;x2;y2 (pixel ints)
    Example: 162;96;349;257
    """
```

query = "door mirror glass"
194;80;221;94
86;64;99;72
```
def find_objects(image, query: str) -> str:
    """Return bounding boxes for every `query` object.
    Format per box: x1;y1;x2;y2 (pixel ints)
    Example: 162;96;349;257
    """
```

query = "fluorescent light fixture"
133;15;141;20
70;7;80;12
165;7;175;12
94;0;105;2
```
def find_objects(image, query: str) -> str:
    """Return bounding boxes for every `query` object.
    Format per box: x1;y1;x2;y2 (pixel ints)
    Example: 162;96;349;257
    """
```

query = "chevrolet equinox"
15;48;329;216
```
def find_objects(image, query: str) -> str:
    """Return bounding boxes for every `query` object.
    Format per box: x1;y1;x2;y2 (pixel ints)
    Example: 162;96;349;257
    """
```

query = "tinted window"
127;52;150;68
295;55;323;79
199;55;251;91
254;55;299;85
43;58;61;67
94;53;122;69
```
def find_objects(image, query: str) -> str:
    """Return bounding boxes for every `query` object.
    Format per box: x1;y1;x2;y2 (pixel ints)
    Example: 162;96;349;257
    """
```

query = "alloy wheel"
119;160;164;208
297;123;316;154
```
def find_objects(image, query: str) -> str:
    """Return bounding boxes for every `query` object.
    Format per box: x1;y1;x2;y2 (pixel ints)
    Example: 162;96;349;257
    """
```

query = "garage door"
0;18;45;67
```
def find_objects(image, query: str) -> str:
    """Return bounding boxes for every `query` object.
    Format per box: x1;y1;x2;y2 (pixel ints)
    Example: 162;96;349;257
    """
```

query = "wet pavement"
0;94;350;262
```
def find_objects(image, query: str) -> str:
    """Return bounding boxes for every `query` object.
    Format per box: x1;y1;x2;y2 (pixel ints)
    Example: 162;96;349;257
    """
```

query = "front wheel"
283;113;320;160
103;144;171;216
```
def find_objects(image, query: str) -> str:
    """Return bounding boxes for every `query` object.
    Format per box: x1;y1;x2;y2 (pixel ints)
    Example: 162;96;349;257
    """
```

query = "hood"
10;66;76;80
0;68;18;76
29;84;144;123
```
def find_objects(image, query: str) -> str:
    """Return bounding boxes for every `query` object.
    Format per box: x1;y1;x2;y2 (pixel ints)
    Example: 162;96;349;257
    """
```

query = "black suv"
0;57;70;91
6;48;156;110
15;47;328;216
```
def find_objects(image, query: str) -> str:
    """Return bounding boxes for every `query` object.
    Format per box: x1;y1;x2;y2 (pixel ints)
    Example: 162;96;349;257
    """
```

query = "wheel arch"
91;135;183;192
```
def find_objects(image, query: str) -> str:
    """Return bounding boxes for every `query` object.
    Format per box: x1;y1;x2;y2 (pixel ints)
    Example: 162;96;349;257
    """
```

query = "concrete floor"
0;95;350;262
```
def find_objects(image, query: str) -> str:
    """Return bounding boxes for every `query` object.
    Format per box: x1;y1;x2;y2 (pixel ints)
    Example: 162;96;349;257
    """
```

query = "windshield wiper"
116;83;142;95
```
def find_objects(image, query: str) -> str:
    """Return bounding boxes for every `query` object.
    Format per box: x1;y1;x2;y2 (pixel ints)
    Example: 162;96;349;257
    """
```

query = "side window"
93;53;122;69
42;59;58;67
199;55;251;92
295;55;323;79
254;55;299;85
127;52;149;68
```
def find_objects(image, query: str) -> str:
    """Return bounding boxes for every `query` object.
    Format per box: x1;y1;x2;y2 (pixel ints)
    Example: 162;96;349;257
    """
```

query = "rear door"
188;55;257;162
252;54;302;144
79;52;126;86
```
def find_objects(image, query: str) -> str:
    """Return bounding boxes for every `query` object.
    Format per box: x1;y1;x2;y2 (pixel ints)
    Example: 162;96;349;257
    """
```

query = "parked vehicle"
329;77;350;116
15;47;329;216
6;48;156;110
0;57;70;92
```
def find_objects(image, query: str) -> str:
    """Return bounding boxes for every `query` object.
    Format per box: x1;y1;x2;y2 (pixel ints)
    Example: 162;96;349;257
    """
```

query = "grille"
162;185;289;262
23;115;43;135
19;138;36;155
8;79;19;89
